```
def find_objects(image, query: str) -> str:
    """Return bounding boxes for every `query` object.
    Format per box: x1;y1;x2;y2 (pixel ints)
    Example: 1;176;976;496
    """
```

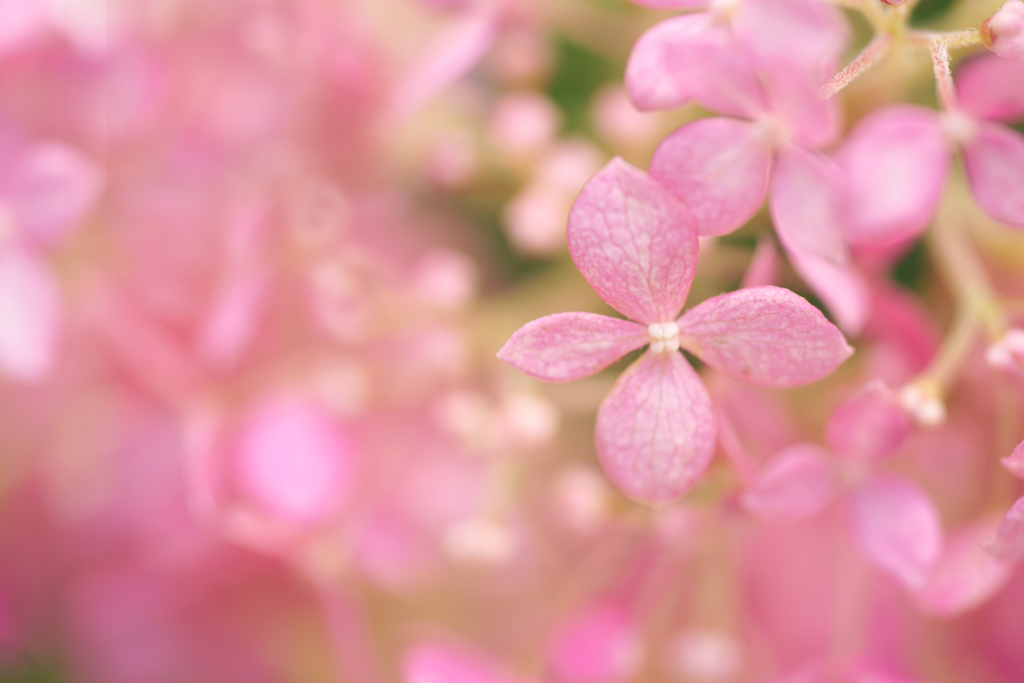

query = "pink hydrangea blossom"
499;158;852;503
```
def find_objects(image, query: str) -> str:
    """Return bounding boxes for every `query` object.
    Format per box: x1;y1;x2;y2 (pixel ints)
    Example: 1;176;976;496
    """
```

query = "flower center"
940;110;978;146
648;322;680;354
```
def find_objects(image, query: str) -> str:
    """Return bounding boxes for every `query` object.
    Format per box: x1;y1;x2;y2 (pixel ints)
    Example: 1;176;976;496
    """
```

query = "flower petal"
825;381;912;460
497;312;649;382
676;286;853;388
0;249;60;381
625;14;766;117
916;518;1014;616
955;53;1024;123
1003;438;1024;480
733;0;850;79
741;444;837;522
0;142;104;248
987;495;1024;562
568;157;699;325
963;121;1024;228
595;351;716;504
649;117;772;236
402;641;534;683
786;246;870;335
630;0;708;7
847;475;943;590
770;145;849;265
390;7;499;117
834;106;949;247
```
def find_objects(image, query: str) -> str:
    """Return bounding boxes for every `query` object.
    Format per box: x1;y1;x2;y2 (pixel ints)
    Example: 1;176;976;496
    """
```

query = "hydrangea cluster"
0;1;1023;682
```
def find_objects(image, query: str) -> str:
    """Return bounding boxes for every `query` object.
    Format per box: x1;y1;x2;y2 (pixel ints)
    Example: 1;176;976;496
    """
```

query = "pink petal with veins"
1003;439;1024;479
741;444;837;522
402;642;533;683
497;312;649;382
0;142;104;248
834;106;949;247
848;475;943;590
825;381;912;460
963;121;1024;228
676;286;852;387
956;54;1024;123
987;495;1024;562
0;249;60;381
786;245;870;335
568;157;699;325
770;145;849;265
917;518;1013;616
596;351;715;504
391;7;500;117
649;117;772;236
625;14;766;117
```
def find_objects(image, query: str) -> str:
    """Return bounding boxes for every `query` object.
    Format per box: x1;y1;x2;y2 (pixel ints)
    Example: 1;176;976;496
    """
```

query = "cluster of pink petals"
499;158;852;503
837;54;1024;247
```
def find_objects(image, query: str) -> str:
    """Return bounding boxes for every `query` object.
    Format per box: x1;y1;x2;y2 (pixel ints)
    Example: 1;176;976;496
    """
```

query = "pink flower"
835;55;1024;244
982;1;1024;61
498;158;852;504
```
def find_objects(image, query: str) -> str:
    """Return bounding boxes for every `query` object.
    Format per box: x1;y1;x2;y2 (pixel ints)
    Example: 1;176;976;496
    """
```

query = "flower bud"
982;0;1024;61
985;328;1024;379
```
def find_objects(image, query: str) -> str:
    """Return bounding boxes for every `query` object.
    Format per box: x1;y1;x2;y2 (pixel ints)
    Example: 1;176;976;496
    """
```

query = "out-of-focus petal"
547;604;644;683
786;246;870;335
770;145;849;266
962;121;1024;228
390;7;500;117
676;286;852;387
568;157;699;325
0;249;60;381
825;381;912;460
497;312;649;382
649;117;772;236
233;397;358;525
625;14;765;117
1003;439;1024;479
741;444;837;522
0;142;104;248
956;54;1024;123
740;236;780;289
847;475;943;590
629;0;708;7
402;641;533;683
733;0;849;79
595;351;716;504
767;70;842;149
987;495;1024;562
916;518;1014;616
834;107;949;247
0;0;46;57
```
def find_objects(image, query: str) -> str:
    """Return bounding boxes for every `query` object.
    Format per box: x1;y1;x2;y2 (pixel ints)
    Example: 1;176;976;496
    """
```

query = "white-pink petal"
847;475;943;590
962;121;1024;228
497;312;649;382
402;642;533;683
625;14;765;117
676;286;853;388
0;249;60;381
1003;438;1024;479
825;381;912;460
987;495;1024;562
596;351;716;504
568;157;699;325
916;518;1014;616
834;106;949;247
649;118;772;236
770;145;849;266
741;444;837;522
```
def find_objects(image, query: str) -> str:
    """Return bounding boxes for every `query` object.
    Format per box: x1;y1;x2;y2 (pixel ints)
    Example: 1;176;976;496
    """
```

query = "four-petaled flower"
498;158;853;504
